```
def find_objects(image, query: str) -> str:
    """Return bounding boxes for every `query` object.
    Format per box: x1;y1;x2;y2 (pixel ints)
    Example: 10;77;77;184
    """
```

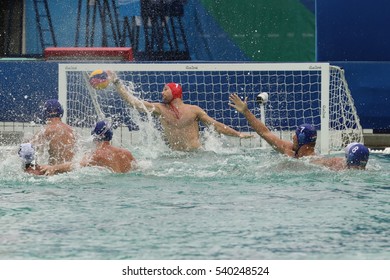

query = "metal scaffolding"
33;0;57;50
2;0;190;60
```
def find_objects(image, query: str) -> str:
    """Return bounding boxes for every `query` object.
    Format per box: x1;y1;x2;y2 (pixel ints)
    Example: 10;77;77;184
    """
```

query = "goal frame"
59;62;334;154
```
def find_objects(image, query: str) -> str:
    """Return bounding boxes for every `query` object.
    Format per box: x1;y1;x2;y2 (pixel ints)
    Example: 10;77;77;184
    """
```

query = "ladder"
121;16;140;52
140;0;190;60
32;0;57;51
75;0;121;47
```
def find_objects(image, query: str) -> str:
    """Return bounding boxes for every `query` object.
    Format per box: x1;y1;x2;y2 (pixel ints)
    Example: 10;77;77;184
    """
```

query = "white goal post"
58;62;363;154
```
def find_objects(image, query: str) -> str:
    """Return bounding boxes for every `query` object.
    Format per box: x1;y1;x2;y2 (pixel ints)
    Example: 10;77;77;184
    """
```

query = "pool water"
0;135;389;260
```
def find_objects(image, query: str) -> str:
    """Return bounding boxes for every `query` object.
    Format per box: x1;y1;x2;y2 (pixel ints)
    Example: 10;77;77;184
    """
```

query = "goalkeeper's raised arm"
107;70;160;114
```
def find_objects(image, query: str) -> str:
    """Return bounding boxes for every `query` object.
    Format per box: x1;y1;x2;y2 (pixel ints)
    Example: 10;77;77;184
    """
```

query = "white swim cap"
18;143;36;164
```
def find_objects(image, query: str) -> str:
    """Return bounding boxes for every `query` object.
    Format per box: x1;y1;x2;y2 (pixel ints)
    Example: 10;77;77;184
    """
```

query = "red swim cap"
166;83;182;100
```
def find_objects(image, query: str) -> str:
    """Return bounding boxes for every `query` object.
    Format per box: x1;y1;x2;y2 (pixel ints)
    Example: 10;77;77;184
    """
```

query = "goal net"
58;63;363;154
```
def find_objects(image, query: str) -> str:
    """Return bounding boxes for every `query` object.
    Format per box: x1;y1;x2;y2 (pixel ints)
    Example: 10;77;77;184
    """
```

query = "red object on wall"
44;47;133;61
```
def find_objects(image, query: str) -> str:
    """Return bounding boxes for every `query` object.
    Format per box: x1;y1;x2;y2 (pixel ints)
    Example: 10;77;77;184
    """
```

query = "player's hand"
40;165;56;176
106;70;117;82
229;93;248;113
239;133;254;139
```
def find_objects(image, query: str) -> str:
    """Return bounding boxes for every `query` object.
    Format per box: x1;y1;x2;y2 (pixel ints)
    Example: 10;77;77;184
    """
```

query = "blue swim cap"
43;99;64;118
18;143;35;164
345;143;369;168
92;120;113;141
295;124;317;147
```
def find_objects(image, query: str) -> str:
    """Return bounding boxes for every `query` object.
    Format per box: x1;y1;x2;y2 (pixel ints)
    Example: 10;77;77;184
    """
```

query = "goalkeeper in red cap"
108;71;252;151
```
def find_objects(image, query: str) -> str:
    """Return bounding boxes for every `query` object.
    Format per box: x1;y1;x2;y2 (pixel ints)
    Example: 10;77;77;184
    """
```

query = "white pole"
58;65;68;123
257;92;269;149
260;104;266;148
320;64;330;155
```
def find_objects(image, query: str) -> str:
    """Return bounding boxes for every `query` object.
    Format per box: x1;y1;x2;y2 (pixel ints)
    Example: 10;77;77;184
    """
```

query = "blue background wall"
0;61;58;122
315;0;390;131
333;62;390;130
317;0;390;61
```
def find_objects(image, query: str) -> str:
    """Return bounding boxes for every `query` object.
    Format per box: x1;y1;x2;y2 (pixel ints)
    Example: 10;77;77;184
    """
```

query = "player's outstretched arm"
40;162;73;176
107;70;160;115
229;93;293;155
40;153;97;175
229;93;270;137
310;157;346;171
196;106;252;138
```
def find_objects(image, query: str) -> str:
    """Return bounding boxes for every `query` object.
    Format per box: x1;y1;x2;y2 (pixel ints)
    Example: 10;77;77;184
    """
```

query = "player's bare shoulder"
148;102;165;115
187;104;208;121
184;103;204;114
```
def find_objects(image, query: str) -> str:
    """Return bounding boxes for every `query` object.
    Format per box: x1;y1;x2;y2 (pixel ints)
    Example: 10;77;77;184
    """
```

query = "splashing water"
1;82;389;260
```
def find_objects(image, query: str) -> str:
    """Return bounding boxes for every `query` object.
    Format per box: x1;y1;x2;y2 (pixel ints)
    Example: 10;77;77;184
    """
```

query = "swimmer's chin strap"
294;145;302;158
168;103;180;119
163;97;180;119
